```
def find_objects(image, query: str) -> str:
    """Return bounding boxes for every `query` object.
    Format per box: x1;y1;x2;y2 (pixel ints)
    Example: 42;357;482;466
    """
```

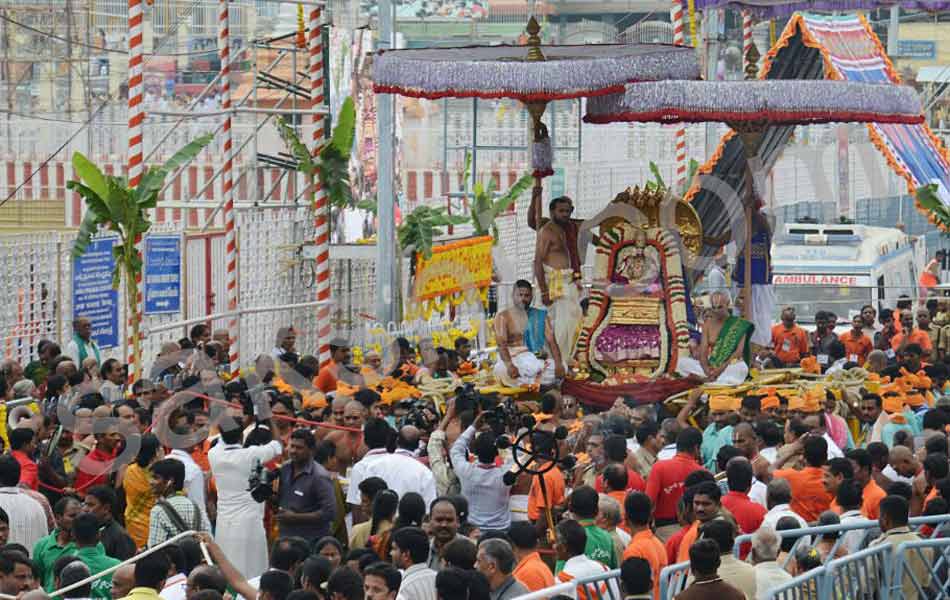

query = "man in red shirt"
721;457;766;558
771;307;809;366
595;436;645;493
645;428;704;541
75;425;122;491
9;428;39;490
771;435;833;522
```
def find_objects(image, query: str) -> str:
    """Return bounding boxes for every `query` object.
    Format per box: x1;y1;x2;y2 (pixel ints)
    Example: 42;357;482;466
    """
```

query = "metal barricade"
735;515;950;560
825;544;890;600
889;538;950;600
511;569;622;600
658;561;690;600
763;566;827;600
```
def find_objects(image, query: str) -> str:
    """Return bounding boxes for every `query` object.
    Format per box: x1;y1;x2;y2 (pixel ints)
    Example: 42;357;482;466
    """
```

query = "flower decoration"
800;356;820;375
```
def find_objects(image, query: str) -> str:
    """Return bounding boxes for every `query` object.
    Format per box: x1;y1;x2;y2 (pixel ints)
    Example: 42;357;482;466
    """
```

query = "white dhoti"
675;356;749;385
734;283;774;348
542;264;582;366
494;349;556;387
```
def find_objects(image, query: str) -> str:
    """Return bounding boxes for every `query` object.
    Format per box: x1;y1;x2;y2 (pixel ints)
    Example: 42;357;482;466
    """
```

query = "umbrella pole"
732;124;765;322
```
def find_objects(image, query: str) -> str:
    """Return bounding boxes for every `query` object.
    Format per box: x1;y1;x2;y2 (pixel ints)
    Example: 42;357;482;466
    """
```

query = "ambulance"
771;223;921;326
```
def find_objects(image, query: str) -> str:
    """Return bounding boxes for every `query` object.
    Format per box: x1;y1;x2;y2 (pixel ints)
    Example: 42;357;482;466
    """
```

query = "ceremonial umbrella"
584;78;924;317
687;0;950;18
372;17;700;218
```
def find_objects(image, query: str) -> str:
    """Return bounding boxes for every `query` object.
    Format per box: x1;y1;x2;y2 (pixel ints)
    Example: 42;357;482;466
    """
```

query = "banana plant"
397;205;469;261
645;159;699;196
461;151;533;242
69;133;214;377
276;96;356;209
917;183;950;231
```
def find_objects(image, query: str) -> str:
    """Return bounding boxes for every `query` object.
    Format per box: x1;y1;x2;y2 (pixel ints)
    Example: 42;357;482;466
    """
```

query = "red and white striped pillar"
127;0;145;378
220;0;239;377
742;11;755;75
671;0;688;193
309;8;331;368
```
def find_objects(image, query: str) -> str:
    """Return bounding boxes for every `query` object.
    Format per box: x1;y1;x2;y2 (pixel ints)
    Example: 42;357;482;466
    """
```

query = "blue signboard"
72;237;119;349
899;40;936;60
144;234;182;314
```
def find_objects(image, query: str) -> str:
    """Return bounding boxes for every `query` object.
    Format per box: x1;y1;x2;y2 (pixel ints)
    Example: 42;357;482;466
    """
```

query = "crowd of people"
1;285;950;600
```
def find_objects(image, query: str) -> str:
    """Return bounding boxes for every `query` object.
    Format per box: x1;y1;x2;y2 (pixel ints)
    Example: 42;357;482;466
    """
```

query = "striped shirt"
395;563;438;600
0;486;49;549
147;494;211;547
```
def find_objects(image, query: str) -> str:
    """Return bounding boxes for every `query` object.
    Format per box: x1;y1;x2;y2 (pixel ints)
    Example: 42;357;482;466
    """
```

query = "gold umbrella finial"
526;16;545;62
745;43;761;80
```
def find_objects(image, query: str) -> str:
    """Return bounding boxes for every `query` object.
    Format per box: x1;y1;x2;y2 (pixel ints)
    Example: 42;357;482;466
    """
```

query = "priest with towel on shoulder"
677;291;754;385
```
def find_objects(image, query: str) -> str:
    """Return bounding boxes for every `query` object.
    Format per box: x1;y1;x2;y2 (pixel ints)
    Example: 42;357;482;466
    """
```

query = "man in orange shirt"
842;315;873;366
315;340;352;393
771;307;809;367
846;448;887;519
602;463;630;532
622;492;667;599
509;521;555;592
771;435;832;522
676;480;725;563
527;431;566;540
892;312;933;355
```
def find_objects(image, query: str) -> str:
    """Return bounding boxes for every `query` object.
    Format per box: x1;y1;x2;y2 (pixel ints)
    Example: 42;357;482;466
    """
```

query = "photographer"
208;406;282;581
449;409;514;532
276;429;336;541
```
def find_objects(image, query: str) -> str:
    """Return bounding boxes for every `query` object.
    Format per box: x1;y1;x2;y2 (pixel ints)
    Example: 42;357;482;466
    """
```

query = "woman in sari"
123;434;163;549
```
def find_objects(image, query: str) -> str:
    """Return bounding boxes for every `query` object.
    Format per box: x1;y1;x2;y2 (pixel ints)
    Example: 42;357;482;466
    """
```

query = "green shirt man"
33;530;77;591
555;518;618;572
75;545;121;600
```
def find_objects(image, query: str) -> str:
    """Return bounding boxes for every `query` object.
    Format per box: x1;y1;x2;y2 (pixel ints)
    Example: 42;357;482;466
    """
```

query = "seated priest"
677;290;753;385
493;280;565;387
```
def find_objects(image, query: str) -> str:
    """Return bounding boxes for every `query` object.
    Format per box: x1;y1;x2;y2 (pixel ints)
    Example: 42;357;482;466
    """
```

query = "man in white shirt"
836;480;870;554
761;478;808;531
656;418;680;461
553;520;620;600
450;418;513;531
64;317;100;366
346;418;437;512
750;525;792;600
391;527;437;600
208;412;282;580
0;455;48;549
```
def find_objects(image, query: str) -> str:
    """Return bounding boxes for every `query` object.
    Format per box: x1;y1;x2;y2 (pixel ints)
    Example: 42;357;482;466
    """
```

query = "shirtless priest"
493;280;565;388
529;190;584;369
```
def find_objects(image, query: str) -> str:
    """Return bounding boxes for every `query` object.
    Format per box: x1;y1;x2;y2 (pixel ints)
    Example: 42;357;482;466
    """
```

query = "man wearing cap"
760;391;781;422
683;393;736;472
872;385;915;447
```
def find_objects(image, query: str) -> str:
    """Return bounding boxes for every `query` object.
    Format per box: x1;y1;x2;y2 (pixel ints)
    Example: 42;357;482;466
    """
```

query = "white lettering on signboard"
773;274;870;286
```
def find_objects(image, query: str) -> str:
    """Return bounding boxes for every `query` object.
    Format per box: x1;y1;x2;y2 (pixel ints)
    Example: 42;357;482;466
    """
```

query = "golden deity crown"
603;185;703;257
